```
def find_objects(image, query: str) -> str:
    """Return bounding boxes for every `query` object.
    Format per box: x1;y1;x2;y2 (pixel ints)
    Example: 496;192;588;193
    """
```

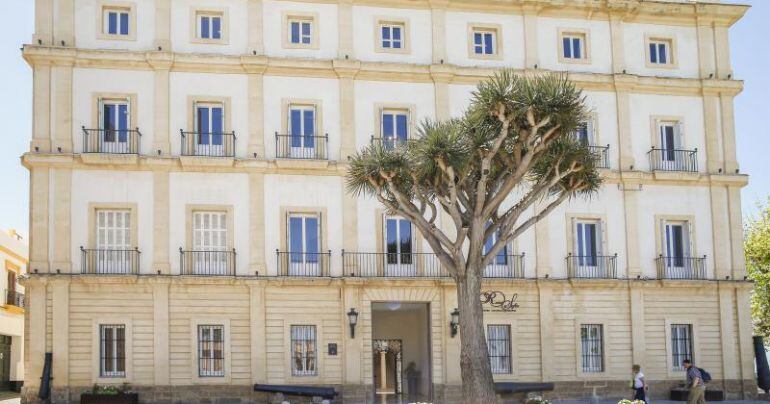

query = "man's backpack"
698;367;712;383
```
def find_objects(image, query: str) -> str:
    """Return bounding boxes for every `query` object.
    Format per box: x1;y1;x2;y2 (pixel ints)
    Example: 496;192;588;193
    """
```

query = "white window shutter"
676;121;685;149
685;221;693;257
587;116;596;145
597;220;604;255
655;118;662;146
379;107;384;137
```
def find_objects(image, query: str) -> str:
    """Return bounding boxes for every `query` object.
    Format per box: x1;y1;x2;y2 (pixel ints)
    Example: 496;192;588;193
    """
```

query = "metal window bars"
648;148;698;172
277;250;331;277
180;248;236;276
275;132;328;159
566;254;618;279
180;130;236;157
82;127;141;154
655;255;707;279
81;247;140;275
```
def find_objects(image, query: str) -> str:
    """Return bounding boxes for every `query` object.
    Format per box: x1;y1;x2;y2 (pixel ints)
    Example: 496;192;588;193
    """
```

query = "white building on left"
0;229;26;393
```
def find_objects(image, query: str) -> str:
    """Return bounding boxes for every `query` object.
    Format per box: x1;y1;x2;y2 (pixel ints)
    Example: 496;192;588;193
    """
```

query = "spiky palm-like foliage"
346;70;602;402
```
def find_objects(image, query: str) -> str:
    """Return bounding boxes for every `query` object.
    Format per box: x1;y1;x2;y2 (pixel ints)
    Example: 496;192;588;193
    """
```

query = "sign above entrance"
480;291;520;312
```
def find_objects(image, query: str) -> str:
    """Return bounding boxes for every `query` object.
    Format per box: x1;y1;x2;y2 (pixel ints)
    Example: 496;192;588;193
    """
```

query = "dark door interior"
0;335;11;390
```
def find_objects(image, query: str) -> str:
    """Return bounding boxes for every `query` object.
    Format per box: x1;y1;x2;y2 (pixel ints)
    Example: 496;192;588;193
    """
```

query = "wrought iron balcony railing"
5;289;24;308
588;145;610;169
275;133;328;160
648;148;698;172
180;130;236;157
82;127;142;154
483;254;526;278
180;248;236;276
80;247;140;275
566;254;618;279
276;250;331;277
656;255;707;280
342;251;447;277
370;135;411;149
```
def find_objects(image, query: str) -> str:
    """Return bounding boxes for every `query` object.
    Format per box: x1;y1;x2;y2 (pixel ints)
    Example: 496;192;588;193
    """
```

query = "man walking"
683;359;706;404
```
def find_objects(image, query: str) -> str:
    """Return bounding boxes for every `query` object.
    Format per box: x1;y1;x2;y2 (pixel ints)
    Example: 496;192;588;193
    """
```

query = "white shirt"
634;371;645;389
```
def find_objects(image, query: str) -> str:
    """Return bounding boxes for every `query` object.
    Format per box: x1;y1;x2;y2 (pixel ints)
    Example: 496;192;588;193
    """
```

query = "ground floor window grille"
291;325;317;376
487;324;512;374
671;324;693;371
580;324;604;373
198;325;224;377
100;324;126;377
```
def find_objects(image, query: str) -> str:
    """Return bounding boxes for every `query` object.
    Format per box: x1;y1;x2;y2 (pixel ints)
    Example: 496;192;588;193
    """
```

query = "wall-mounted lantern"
450;308;460;338
347;308;359;338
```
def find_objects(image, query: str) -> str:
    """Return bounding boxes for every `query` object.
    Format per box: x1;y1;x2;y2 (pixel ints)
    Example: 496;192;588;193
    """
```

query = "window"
671;324;693;371
574;120;595;146
473;29;496;56
487;324;512;374
197;12;222;40
291;325;317;376
380;109;409;148
658;121;682;161
561;32;587;61
288;214;321;275
98;98;130;152
289;18;313;45
483;223;508;266
574;219;601;267
194;102;225;155
100;324;126;377
649;39;673;66
289;105;316;153
663;220;692;277
580;324;604;373
103;7;130;36
198;325;224;377
385;216;414;276
192;211;228;274
378;21;406;51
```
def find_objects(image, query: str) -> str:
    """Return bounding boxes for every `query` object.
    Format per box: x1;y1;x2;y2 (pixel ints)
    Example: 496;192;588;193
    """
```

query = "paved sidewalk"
551;400;769;404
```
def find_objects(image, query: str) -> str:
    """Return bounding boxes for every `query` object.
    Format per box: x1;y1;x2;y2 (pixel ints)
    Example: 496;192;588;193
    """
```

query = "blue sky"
0;1;767;239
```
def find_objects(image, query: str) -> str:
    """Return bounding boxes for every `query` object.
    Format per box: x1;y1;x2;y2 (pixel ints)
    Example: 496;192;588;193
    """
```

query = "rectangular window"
659;121;682;161
562;33;585;60
290;325;317;376
96;210;131;251
288;214;321;275
483;222;508;266
649;39;672;65
289;105;316;150
381;23;404;49
487;324;512;374
473;30;496;55
575;219;602;267
99;99;130;150
580;324;604;373
197;12;223;40
664;221;690;269
198;325;224;377
574;119;595;146
192;211;228;274
671;324;693;371
381;109;409;148
100;324;126;377
103;7;130;36
289;19;313;45
385;217;413;265
194;103;224;153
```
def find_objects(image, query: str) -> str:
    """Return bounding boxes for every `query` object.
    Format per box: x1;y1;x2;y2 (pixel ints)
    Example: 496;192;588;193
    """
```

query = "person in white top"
632;364;648;403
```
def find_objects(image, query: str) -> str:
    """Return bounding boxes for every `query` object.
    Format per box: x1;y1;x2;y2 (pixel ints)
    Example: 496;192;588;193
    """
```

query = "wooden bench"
253;384;338;399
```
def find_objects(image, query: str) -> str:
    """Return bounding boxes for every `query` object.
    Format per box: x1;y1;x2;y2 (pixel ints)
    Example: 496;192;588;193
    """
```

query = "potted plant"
81;383;138;404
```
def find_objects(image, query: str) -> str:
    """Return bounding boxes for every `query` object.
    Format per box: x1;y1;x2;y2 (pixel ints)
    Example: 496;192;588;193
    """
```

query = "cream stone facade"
20;0;756;403
0;229;27;392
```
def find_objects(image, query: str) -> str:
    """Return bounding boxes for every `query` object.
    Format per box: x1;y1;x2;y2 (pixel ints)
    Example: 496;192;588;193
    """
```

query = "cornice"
20;153;749;187
21;46;744;96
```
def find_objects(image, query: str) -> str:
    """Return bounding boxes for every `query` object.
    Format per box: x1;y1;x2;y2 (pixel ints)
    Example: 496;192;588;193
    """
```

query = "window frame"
197;324;225;377
87;203;138;252
97;2;136;41
558;28;591;64
99;324;127;378
290;324;318;376
375;17;410;54
467;23;503;60
191;8;229;45
664;317;700;378
190;318;231;383
282;12;319;50
374;103;415;147
573;317;609;378
486;324;512;374
92;318;133;383
655;215;697;260
646;36;677;69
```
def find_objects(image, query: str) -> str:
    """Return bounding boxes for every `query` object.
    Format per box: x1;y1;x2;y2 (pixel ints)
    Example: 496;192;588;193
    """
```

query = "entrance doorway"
371;302;431;402
0;335;11;390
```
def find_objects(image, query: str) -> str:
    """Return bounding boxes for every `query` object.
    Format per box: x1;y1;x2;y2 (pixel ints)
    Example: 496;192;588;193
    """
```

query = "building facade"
0;229;27;393
21;0;755;402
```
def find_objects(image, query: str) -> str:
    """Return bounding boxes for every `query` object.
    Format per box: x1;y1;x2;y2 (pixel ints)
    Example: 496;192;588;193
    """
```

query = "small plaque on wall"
328;343;338;356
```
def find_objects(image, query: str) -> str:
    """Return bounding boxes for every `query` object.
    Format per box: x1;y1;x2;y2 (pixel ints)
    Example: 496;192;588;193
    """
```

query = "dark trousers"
634;387;647;403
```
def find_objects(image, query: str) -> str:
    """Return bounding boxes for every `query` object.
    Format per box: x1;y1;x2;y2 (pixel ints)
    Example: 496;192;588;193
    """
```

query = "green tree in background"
745;199;770;341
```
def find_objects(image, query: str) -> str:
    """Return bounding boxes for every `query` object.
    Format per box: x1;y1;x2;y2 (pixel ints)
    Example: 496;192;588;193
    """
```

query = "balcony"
656;255;707;280
181;130;236;157
483;254;526;278
566;254;618;279
5;289;24;308
180;248;236;276
341;251;525;278
80;247;140;275
275;133;328;160
648;148;698;172
370;135;410;149
82;127;142;154
588;145;610;169
277;250;331;277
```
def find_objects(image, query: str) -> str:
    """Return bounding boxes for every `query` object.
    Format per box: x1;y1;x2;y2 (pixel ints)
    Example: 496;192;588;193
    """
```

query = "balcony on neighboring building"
181;130;236;157
341;251;525;279
276;250;331;277
588;145;610;169
82;126;142;154
80;247;140;275
656;255;707;280
648;148;698;172
566;253;618;279
180;248;236;276
4;289;24;308
275;132;328;160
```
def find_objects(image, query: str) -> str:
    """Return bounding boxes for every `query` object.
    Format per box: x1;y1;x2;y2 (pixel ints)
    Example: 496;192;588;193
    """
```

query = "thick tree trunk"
456;266;497;403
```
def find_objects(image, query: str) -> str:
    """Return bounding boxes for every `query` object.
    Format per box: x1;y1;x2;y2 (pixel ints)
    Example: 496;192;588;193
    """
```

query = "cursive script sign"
480;291;520;312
